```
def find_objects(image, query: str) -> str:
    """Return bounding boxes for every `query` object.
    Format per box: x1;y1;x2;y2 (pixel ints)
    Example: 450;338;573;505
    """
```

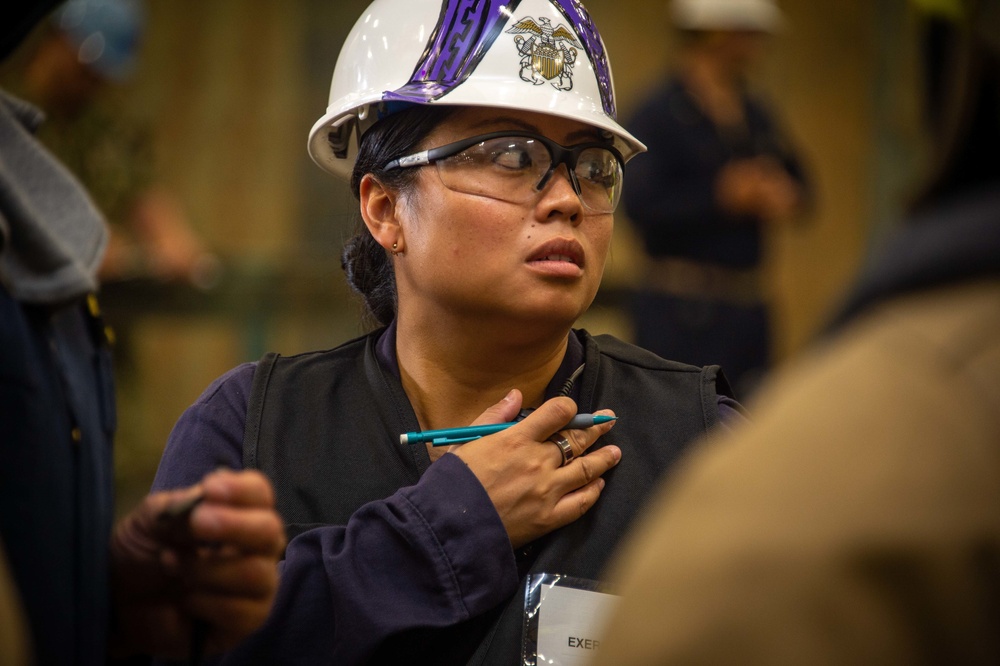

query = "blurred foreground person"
0;2;285;663
595;0;1000;662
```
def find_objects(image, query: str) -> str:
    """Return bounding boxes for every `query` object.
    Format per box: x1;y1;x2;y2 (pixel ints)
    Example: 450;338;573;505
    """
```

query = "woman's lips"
528;239;584;267
536;253;576;263
527;239;585;276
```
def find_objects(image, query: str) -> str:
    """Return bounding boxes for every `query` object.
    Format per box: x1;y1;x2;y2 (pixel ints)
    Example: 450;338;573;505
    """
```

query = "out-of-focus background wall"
5;0;927;514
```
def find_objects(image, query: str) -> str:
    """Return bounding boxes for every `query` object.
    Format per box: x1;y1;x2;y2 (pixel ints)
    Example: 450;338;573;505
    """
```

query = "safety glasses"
383;131;625;213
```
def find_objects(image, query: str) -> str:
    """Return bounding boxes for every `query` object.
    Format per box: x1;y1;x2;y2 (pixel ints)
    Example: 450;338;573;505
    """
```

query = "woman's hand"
451;390;620;548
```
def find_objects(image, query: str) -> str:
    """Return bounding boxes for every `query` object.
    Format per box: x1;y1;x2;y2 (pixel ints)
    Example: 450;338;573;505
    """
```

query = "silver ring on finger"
547;433;574;467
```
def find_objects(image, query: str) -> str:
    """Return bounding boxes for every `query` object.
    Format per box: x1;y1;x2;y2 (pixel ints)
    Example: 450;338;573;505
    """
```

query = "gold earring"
392;242;398;251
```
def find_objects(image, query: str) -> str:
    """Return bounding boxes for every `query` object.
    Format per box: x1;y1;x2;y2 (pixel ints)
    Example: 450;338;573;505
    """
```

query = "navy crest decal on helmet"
308;0;646;180
507;16;581;91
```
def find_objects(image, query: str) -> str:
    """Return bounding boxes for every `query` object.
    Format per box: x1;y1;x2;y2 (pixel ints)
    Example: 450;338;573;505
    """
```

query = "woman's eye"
580;161;609;182
491;146;532;170
577;152;618;185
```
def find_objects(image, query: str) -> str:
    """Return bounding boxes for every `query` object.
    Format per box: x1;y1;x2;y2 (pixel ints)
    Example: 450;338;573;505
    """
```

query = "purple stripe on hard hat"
384;0;523;102
549;0;615;118
384;0;616;120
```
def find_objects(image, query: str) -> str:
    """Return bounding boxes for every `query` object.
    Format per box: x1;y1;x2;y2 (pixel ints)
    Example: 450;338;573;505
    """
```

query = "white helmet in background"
308;0;646;180
668;0;784;33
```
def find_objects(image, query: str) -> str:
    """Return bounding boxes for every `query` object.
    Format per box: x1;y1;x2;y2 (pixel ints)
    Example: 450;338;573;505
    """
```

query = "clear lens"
434;136;620;213
574;147;622;213
436;136;550;194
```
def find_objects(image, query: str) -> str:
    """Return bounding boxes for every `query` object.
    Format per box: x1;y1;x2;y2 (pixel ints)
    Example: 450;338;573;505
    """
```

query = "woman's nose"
536;163;583;222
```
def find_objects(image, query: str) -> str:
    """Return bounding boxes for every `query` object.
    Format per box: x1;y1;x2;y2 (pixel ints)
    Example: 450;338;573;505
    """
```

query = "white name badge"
522;574;620;666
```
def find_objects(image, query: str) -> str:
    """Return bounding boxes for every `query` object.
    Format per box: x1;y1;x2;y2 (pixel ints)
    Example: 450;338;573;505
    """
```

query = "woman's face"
389;107;615;328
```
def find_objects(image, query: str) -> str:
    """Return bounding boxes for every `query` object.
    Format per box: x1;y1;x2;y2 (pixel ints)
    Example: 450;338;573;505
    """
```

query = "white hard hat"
668;0;785;33
308;0;646;180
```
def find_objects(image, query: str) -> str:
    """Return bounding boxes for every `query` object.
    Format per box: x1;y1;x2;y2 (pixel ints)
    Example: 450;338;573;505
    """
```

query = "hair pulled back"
339;105;458;327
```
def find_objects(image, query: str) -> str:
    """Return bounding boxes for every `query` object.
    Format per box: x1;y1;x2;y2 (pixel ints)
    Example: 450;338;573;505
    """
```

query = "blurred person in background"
2;0;220;290
623;0;812;397
0;1;285;663
149;0;746;663
594;0;1000;661
3;0;226;513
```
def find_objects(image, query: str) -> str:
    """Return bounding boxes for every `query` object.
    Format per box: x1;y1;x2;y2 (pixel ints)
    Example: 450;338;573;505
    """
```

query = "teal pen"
399;414;617;446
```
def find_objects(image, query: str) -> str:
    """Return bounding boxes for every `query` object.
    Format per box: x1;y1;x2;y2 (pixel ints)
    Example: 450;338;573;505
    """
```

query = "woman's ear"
359;174;403;253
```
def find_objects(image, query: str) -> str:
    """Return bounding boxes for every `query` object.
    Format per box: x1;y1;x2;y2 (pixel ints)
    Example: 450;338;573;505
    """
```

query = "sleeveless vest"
244;329;730;665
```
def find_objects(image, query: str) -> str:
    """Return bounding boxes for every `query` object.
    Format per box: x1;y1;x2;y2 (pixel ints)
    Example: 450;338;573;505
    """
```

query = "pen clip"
432;435;480;446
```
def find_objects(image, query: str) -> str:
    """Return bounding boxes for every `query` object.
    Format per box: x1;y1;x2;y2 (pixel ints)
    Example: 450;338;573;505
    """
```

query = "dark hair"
338;105;458;327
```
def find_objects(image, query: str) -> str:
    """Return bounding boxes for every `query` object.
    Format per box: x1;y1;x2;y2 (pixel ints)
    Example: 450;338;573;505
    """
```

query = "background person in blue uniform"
0;2;286;663
150;0;745;663
595;0;1000;661
624;0;811;397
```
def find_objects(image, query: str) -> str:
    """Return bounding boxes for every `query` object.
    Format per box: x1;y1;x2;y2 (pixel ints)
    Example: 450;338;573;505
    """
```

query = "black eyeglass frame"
383;130;626;212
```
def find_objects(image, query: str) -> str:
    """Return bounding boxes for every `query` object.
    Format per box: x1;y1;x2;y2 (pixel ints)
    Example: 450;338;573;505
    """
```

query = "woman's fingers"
549;477;608;528
451;395;622;547
467;389;523;426
565;442;621;486
545;408;618;468
524;443;621;536
518;396;578;442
